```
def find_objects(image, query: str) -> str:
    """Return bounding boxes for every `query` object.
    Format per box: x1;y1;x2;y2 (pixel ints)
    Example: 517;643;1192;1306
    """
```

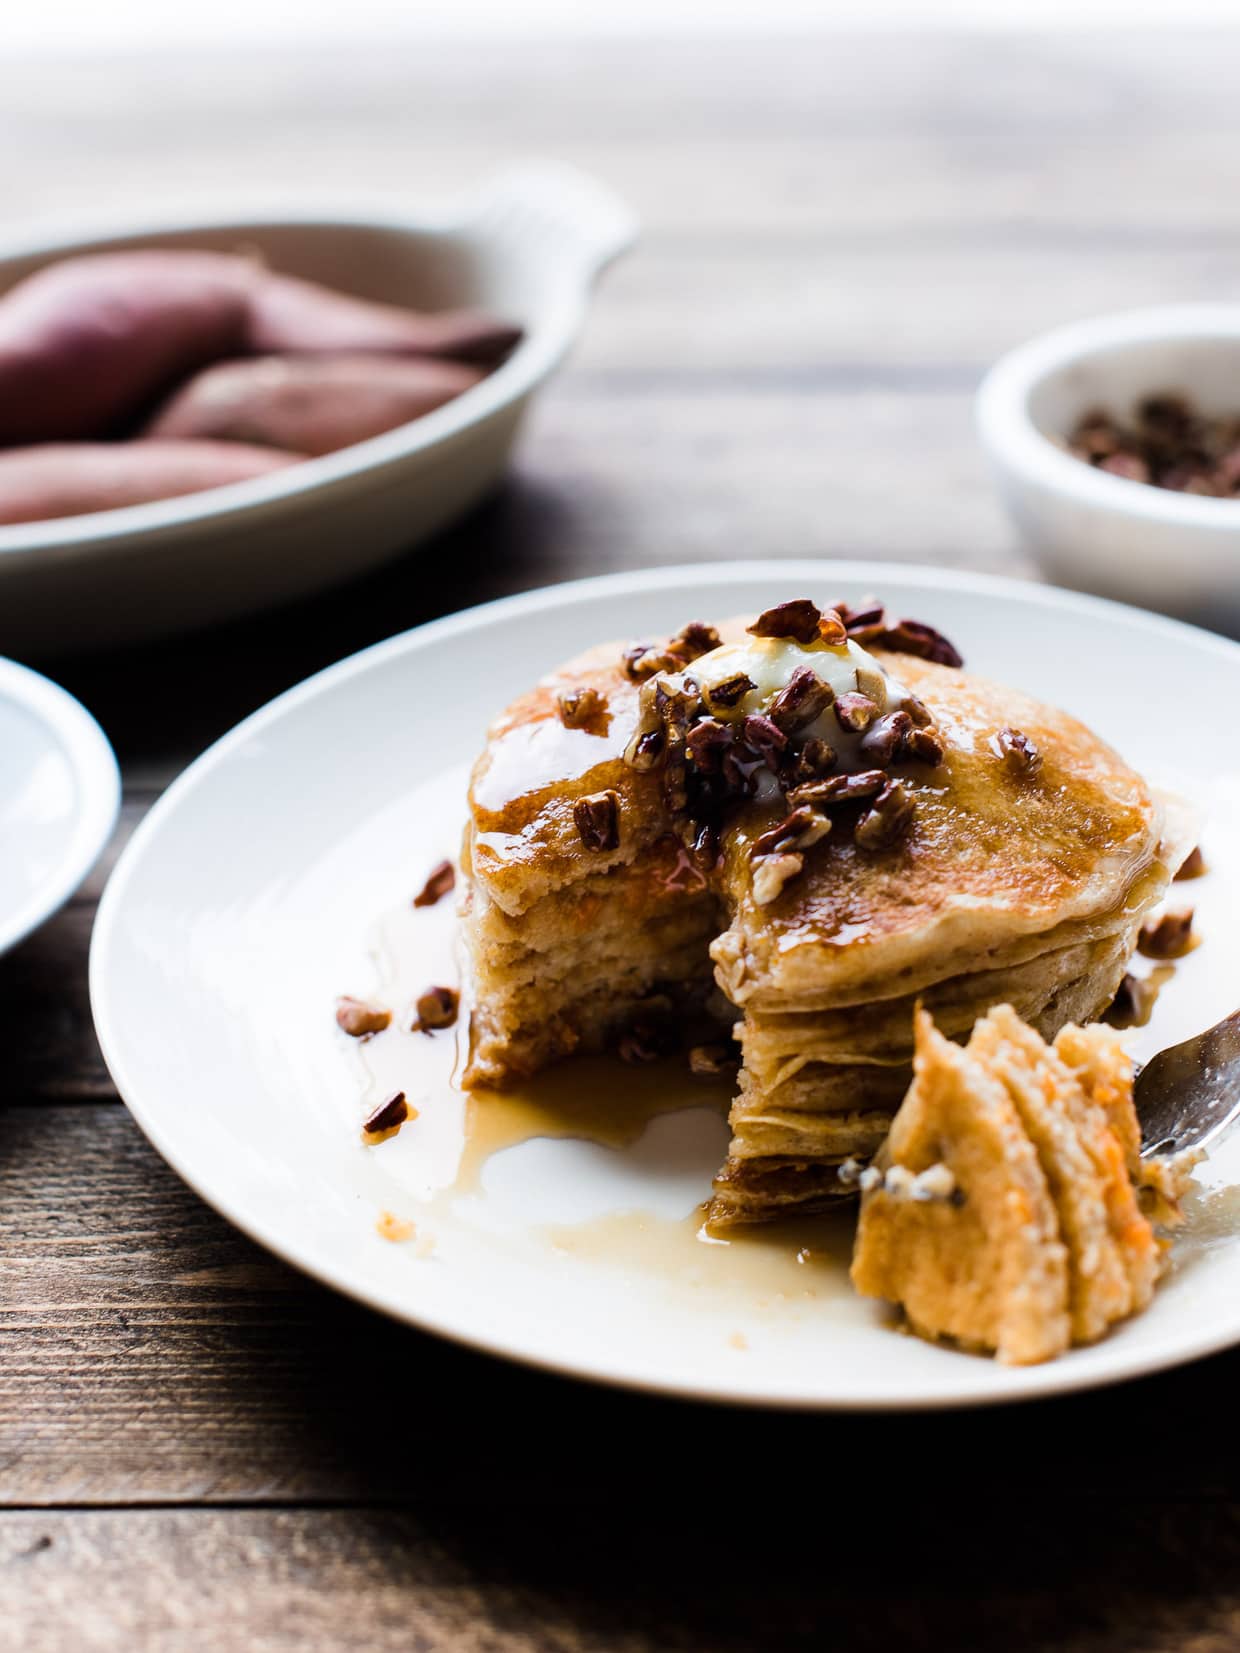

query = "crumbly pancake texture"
461;602;1181;1223
851;1008;1196;1364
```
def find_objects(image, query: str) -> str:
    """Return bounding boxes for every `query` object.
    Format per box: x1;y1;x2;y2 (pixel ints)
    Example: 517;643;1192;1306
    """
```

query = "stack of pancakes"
462;612;1186;1227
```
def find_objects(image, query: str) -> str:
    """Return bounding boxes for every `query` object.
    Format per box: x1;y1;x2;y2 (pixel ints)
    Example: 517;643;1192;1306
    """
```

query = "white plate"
0;164;635;656
90;562;1240;1408
1;657;118;957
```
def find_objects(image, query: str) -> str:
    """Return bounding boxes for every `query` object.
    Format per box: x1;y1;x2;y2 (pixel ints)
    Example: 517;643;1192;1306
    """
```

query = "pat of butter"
688;635;905;727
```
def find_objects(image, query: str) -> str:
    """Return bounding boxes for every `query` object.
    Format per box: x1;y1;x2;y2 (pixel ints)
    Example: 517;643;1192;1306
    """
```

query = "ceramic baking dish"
0;163;635;655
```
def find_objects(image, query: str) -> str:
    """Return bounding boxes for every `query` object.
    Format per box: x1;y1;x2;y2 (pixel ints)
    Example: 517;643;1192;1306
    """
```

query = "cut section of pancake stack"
461;598;1187;1230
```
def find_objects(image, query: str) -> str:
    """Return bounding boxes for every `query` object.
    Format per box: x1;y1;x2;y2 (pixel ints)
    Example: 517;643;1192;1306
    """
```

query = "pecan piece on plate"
336;996;392;1038
412;859;455;909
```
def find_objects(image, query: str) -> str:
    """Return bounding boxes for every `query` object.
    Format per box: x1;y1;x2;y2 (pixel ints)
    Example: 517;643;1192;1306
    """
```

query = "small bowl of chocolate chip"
976;305;1240;627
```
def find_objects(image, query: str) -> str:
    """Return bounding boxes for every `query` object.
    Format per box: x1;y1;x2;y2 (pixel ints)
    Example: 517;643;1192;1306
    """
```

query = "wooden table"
5;29;1240;1649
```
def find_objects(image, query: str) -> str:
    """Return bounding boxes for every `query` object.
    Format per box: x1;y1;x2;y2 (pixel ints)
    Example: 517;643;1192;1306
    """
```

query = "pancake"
850;1007;1194;1363
460;598;1181;1223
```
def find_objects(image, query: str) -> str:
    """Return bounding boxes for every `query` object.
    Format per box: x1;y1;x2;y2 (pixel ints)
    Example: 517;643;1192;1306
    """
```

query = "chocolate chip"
336;996;392;1038
689;1043;739;1079
363;1091;409;1136
855;780;915;849
995;726;1043;776
881;620;964;668
573;789;620;852
787;769;886;808
413;985;459;1031
751;804;832;859
769;666;833;732
859;709;913;765
834;692;879;733
556;685;607;730
412;860;455;909
747;599;822;645
1175;845;1207;881
670;621;722;661
1138;909;1195;960
705;672;755;710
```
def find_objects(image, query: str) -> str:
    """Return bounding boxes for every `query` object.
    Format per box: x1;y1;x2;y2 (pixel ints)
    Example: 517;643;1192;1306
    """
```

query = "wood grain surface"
5;27;1240;1651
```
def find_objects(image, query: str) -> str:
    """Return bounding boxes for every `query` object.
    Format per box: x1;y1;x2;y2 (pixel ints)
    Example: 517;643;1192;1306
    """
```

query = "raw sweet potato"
0;252;252;443
143;353;485;455
245;272;522;366
0;440;303;524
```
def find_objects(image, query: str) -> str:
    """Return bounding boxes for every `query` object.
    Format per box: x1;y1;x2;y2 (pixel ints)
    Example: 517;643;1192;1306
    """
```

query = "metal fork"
1137;1010;1240;1158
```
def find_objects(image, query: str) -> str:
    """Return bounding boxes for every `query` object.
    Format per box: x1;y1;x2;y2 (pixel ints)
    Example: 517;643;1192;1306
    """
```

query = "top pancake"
465;618;1173;1007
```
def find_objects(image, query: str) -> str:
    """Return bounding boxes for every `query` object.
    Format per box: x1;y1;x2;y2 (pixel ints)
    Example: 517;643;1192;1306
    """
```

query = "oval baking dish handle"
461;163;638;285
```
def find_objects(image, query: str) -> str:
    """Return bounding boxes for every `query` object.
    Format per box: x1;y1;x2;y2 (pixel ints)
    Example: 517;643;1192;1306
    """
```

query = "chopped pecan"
995;726;1043;776
834;692;879;733
747;599;822;645
336;996;392;1038
787;769;886;809
686;718;733;773
1138;909;1195;960
902;725;945;766
752;851;804;905
628;728;666;771
670;620;722;661
705;672;755;710
880;619;964;668
573;789;620;852
751;805;832;859
363;1091;410;1136
1106;972;1161;1029
855;780;915;849
556;684;606;730
1175;845;1206;881
413;985;459;1031
859;709;913;765
689;1042;740;1079
899;694;933;728
769;665;833;732
832;598;886;643
791;736;838;781
412;860;455;909
816;609;848;645
622;642;682;681
741;713;788;767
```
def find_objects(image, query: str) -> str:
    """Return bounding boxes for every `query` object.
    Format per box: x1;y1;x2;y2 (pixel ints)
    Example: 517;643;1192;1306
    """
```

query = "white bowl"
976;305;1240;629
0;164;636;657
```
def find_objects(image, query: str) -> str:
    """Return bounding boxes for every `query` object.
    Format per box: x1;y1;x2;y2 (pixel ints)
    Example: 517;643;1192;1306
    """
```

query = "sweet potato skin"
0;440;302;524
144;353;484;455
0;252;252;443
245;272;522;366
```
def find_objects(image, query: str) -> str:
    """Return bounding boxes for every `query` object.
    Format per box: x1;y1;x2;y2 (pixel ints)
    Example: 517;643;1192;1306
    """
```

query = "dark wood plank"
6;1502;1240;1653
